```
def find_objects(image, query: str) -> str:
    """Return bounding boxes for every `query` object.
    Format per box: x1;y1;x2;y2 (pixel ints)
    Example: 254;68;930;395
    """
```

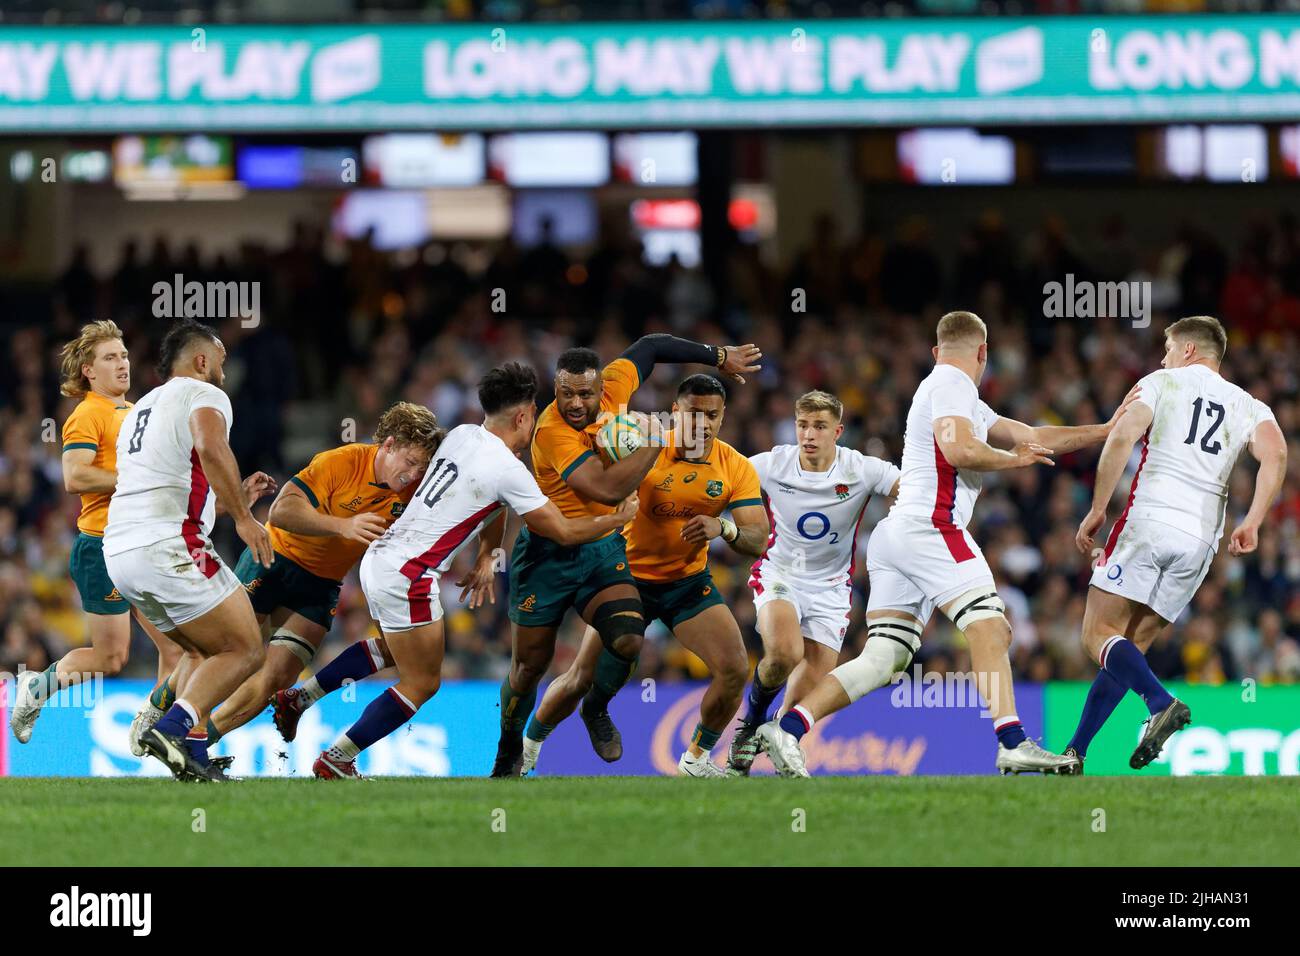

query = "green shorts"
235;548;341;630
508;529;636;627
69;532;130;615
636;569;726;630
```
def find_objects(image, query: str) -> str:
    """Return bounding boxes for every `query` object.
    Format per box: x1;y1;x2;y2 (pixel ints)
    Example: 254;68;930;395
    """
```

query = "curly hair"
374;402;445;456
59;320;125;398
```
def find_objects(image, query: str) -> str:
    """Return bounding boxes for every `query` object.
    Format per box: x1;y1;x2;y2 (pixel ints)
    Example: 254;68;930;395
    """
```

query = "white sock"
328;734;360;761
173;697;199;727
298;676;324;707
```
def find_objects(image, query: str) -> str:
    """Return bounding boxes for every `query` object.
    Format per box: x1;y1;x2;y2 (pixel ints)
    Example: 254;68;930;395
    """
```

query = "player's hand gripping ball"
598;413;647;462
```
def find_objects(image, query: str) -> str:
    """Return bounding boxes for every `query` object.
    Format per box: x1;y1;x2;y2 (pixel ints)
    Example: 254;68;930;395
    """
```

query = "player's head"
933;311;988;380
373;402;444;490
59;320;129;399
554;347;602;431
672;374;727;456
794;390;844;458
158;319;225;387
480;361;540;454
1163;315;1227;370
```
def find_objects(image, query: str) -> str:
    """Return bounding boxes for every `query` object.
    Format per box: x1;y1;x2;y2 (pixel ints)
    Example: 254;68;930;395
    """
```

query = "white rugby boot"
757;720;810;778
995;738;1079;775
520;736;544;776
8;671;48;744
677;750;726;778
128;702;165;757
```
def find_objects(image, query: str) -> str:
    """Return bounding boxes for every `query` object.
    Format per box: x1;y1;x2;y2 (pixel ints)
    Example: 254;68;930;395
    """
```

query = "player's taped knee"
591;598;646;650
944;588;1006;633
270;627;317;668
832;618;921;702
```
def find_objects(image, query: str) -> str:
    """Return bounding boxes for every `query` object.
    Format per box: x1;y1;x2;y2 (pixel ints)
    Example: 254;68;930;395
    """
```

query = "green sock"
206;717;221;746
32;663;60;702
690;723;723;753
499;679;537;740
525;715;555;742
149;680;175;711
582;649;638;714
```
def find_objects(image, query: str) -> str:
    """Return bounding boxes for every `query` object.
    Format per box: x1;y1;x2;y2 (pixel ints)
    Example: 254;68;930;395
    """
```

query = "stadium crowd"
2;208;1298;695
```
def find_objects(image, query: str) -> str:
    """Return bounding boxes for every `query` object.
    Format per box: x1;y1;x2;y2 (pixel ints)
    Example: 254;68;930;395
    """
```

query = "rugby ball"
598;413;646;461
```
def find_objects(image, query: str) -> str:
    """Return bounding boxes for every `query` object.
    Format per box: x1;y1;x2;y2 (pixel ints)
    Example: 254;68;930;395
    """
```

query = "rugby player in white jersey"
100;320;275;782
285;363;638;779
725;390;901;776
1067;315;1286;771
759;311;1140;776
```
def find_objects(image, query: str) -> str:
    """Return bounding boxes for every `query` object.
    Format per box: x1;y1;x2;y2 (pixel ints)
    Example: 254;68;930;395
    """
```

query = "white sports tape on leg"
944;588;1006;632
832;618;921;703
270;628;316;667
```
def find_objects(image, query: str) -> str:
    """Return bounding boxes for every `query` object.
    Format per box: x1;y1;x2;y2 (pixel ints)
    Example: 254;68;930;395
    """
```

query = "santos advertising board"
4;17;1300;130
1;679;1296;777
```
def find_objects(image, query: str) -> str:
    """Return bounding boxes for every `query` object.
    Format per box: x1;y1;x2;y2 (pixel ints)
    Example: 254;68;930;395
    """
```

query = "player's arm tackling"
987;383;1142;455
521;494;639;547
190;406;273;567
1230;419;1288;556
934;415;1054;473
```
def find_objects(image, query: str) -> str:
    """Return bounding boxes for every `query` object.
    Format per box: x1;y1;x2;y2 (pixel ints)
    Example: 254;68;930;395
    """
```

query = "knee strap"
833;630;916;703
944;589;1006;633
270;627;317;667
591;598;646;650
865;617;923;669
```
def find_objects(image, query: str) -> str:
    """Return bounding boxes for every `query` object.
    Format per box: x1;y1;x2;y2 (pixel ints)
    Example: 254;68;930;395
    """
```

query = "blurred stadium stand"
2;207;1298;690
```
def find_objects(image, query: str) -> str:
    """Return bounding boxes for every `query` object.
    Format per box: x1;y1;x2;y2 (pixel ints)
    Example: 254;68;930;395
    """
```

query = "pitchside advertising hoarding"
1;679;1296;776
4;17;1300;130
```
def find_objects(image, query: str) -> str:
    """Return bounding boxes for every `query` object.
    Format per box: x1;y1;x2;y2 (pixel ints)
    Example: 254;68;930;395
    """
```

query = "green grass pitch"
2;776;1295;866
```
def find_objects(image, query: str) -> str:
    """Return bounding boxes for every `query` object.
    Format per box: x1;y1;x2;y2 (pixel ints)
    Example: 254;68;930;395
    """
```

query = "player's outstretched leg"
10;610;131;745
314;625;440;779
129;613;184;754
945;593;1075;774
1076;588;1188;770
571;585;646;762
728;600;804;775
271;637;390;743
522;626;602;774
758;614;921;777
494;624;557;777
141;588;264;782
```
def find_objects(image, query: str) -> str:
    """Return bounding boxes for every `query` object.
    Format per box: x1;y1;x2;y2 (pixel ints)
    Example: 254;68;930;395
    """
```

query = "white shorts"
360;548;444;633
1090;517;1215;623
864;514;996;626
749;559;852;651
103;536;241;633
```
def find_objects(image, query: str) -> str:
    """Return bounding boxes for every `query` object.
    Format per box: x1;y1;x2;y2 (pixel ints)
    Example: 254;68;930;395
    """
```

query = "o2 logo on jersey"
797;511;839;544
1107;564;1123;584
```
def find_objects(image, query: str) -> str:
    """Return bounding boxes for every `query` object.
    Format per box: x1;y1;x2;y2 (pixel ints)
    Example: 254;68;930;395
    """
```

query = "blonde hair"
59;320;125;398
936;311;987;349
1167;315;1227;362
375;402;445;457
794;390;844;421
